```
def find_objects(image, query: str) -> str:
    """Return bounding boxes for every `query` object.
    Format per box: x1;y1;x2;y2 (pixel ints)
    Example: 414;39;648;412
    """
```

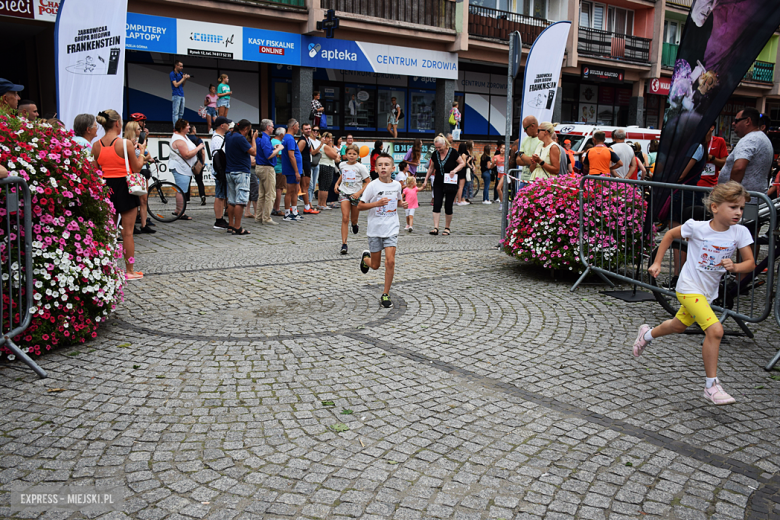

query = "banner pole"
501;33;516;242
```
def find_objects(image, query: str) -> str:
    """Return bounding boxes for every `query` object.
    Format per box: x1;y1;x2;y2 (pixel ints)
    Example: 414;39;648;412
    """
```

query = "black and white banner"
519;21;571;141
55;0;127;130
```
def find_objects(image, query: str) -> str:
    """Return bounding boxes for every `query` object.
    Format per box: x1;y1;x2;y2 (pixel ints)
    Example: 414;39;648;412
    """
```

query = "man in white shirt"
210;116;231;229
610;128;637;179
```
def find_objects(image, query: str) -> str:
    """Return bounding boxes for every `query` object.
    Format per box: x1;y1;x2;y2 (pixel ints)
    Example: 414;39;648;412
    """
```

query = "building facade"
1;0;779;141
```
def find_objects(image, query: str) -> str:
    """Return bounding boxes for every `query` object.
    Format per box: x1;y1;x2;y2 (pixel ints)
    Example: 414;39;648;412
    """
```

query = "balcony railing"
243;0;305;6
666;0;693;7
744;60;775;83
467;5;549;44
578;26;651;63
321;0;456;30
662;42;678;68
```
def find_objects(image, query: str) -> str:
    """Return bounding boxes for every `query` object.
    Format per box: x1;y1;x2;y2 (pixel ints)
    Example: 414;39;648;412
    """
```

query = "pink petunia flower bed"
502;176;649;273
0;109;124;359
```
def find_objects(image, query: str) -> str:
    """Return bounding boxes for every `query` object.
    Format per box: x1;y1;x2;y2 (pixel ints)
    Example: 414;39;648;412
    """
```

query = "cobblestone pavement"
2;200;780;520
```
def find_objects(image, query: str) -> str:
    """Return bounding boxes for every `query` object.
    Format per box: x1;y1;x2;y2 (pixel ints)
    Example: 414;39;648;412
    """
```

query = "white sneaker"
482;200;492;205
455;201;468;206
499;204;503;212
703;379;736;405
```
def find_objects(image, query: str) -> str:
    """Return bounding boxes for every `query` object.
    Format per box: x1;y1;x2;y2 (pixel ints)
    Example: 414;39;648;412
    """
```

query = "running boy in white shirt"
358;153;408;309
637;181;755;405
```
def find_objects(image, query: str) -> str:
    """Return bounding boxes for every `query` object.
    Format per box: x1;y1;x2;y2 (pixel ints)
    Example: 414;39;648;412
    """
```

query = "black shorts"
106;177;140;215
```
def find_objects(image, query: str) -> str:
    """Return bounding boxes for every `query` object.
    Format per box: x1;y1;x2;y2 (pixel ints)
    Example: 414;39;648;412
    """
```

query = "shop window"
470;0;509;11
318;85;341;130
409;90;436;133
378;88;406;133
273;79;291;126
344;85;376;130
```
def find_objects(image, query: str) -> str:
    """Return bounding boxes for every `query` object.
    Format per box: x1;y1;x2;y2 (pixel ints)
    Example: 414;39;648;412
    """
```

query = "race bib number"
376;196;398;217
702;163;716;176
444;172;458;184
498;165;505;174
343;168;358;183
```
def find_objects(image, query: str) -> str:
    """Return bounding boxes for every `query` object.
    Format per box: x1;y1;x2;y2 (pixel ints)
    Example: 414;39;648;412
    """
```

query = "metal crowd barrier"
0;177;46;378
570;176;779;367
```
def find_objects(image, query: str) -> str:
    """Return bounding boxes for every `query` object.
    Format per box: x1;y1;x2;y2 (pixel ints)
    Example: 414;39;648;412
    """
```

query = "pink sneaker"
703;379;736;405
633;324;651;357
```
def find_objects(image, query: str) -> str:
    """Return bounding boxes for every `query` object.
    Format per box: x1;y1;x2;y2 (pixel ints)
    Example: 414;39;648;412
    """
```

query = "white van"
555;124;662;171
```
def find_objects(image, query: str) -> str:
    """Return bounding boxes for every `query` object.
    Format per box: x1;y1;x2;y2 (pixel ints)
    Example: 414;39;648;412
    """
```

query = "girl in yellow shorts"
635;182;755;405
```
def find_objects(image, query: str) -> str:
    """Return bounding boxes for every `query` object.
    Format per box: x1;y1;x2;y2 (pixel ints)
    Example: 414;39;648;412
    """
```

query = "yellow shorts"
675;293;719;331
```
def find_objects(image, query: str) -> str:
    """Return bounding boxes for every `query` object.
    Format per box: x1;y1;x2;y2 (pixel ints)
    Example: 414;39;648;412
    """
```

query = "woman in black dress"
421;134;466;236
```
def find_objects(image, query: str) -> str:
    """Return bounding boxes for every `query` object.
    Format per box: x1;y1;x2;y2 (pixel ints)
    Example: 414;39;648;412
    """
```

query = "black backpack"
211;136;227;183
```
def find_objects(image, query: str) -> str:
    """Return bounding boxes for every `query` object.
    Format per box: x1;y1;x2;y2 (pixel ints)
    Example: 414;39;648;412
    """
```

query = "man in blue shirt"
282;119;303;221
224;119;258;235
255;118;283;225
170;61;189;128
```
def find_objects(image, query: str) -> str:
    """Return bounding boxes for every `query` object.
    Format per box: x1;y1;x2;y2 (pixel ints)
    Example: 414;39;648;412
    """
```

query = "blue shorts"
217;98;230;108
286;175;299;186
214;174;227;200
227;171;250;206
170;169;192;196
206;106;217;117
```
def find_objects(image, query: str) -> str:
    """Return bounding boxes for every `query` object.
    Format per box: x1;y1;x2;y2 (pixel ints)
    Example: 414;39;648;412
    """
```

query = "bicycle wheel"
471;176;480;200
648;240;688;316
147;181;186;223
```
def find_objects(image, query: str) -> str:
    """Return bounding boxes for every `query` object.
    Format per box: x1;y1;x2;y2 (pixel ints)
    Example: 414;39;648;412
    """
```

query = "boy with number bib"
358;153;408;309
637;182;755;405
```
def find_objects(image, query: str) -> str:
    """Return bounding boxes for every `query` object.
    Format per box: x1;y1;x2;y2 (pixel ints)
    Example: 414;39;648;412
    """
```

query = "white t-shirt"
394;171;408;184
676;220;753;302
169;133;197;177
361;179;403;238
339;161;370;195
718;130;774;202
611;142;635;178
309;138;321;161
211;133;226;158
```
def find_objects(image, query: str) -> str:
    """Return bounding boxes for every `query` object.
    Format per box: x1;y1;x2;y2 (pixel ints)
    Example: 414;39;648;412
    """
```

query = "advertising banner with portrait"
654;0;780;186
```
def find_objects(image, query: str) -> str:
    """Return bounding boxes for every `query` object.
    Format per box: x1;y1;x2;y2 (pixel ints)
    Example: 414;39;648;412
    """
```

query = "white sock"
643;330;654;342
292;208;298;215
285;209;290;216
305;204;310;210
705;377;717;389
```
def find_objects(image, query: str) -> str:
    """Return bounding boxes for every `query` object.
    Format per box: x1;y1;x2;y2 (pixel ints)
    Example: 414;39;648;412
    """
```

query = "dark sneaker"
341;243;348;255
360;250;371;274
213;218;229;230
227;226;235;234
283;214;296;222
352;223;359;235
380;294;393;309
132;227;141;235
140;225;156;234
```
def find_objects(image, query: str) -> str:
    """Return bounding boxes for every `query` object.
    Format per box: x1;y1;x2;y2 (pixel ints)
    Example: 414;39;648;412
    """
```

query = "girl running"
402;176;419;232
334;144;370;254
637;181;755;405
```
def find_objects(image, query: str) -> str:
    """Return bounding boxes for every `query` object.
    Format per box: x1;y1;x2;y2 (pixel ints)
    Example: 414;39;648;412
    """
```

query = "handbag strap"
122;138;131;176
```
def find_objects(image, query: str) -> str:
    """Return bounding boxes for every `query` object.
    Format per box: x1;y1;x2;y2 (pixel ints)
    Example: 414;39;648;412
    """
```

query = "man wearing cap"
210;116;232;230
0;79;23;111
562;139;576;174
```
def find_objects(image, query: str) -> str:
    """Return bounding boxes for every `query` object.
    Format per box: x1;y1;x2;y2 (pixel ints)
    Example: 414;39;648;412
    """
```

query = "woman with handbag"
170;119;204;220
124;121;155;235
92;109;146;280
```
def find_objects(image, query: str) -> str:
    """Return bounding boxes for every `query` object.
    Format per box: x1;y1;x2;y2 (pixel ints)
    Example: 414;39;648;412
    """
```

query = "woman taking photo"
317;132;340;210
421;134;465;236
479;145;493;204
169;119;204;221
204;84;218;134
216;74;231;118
124;121;155;235
91;109;145;280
